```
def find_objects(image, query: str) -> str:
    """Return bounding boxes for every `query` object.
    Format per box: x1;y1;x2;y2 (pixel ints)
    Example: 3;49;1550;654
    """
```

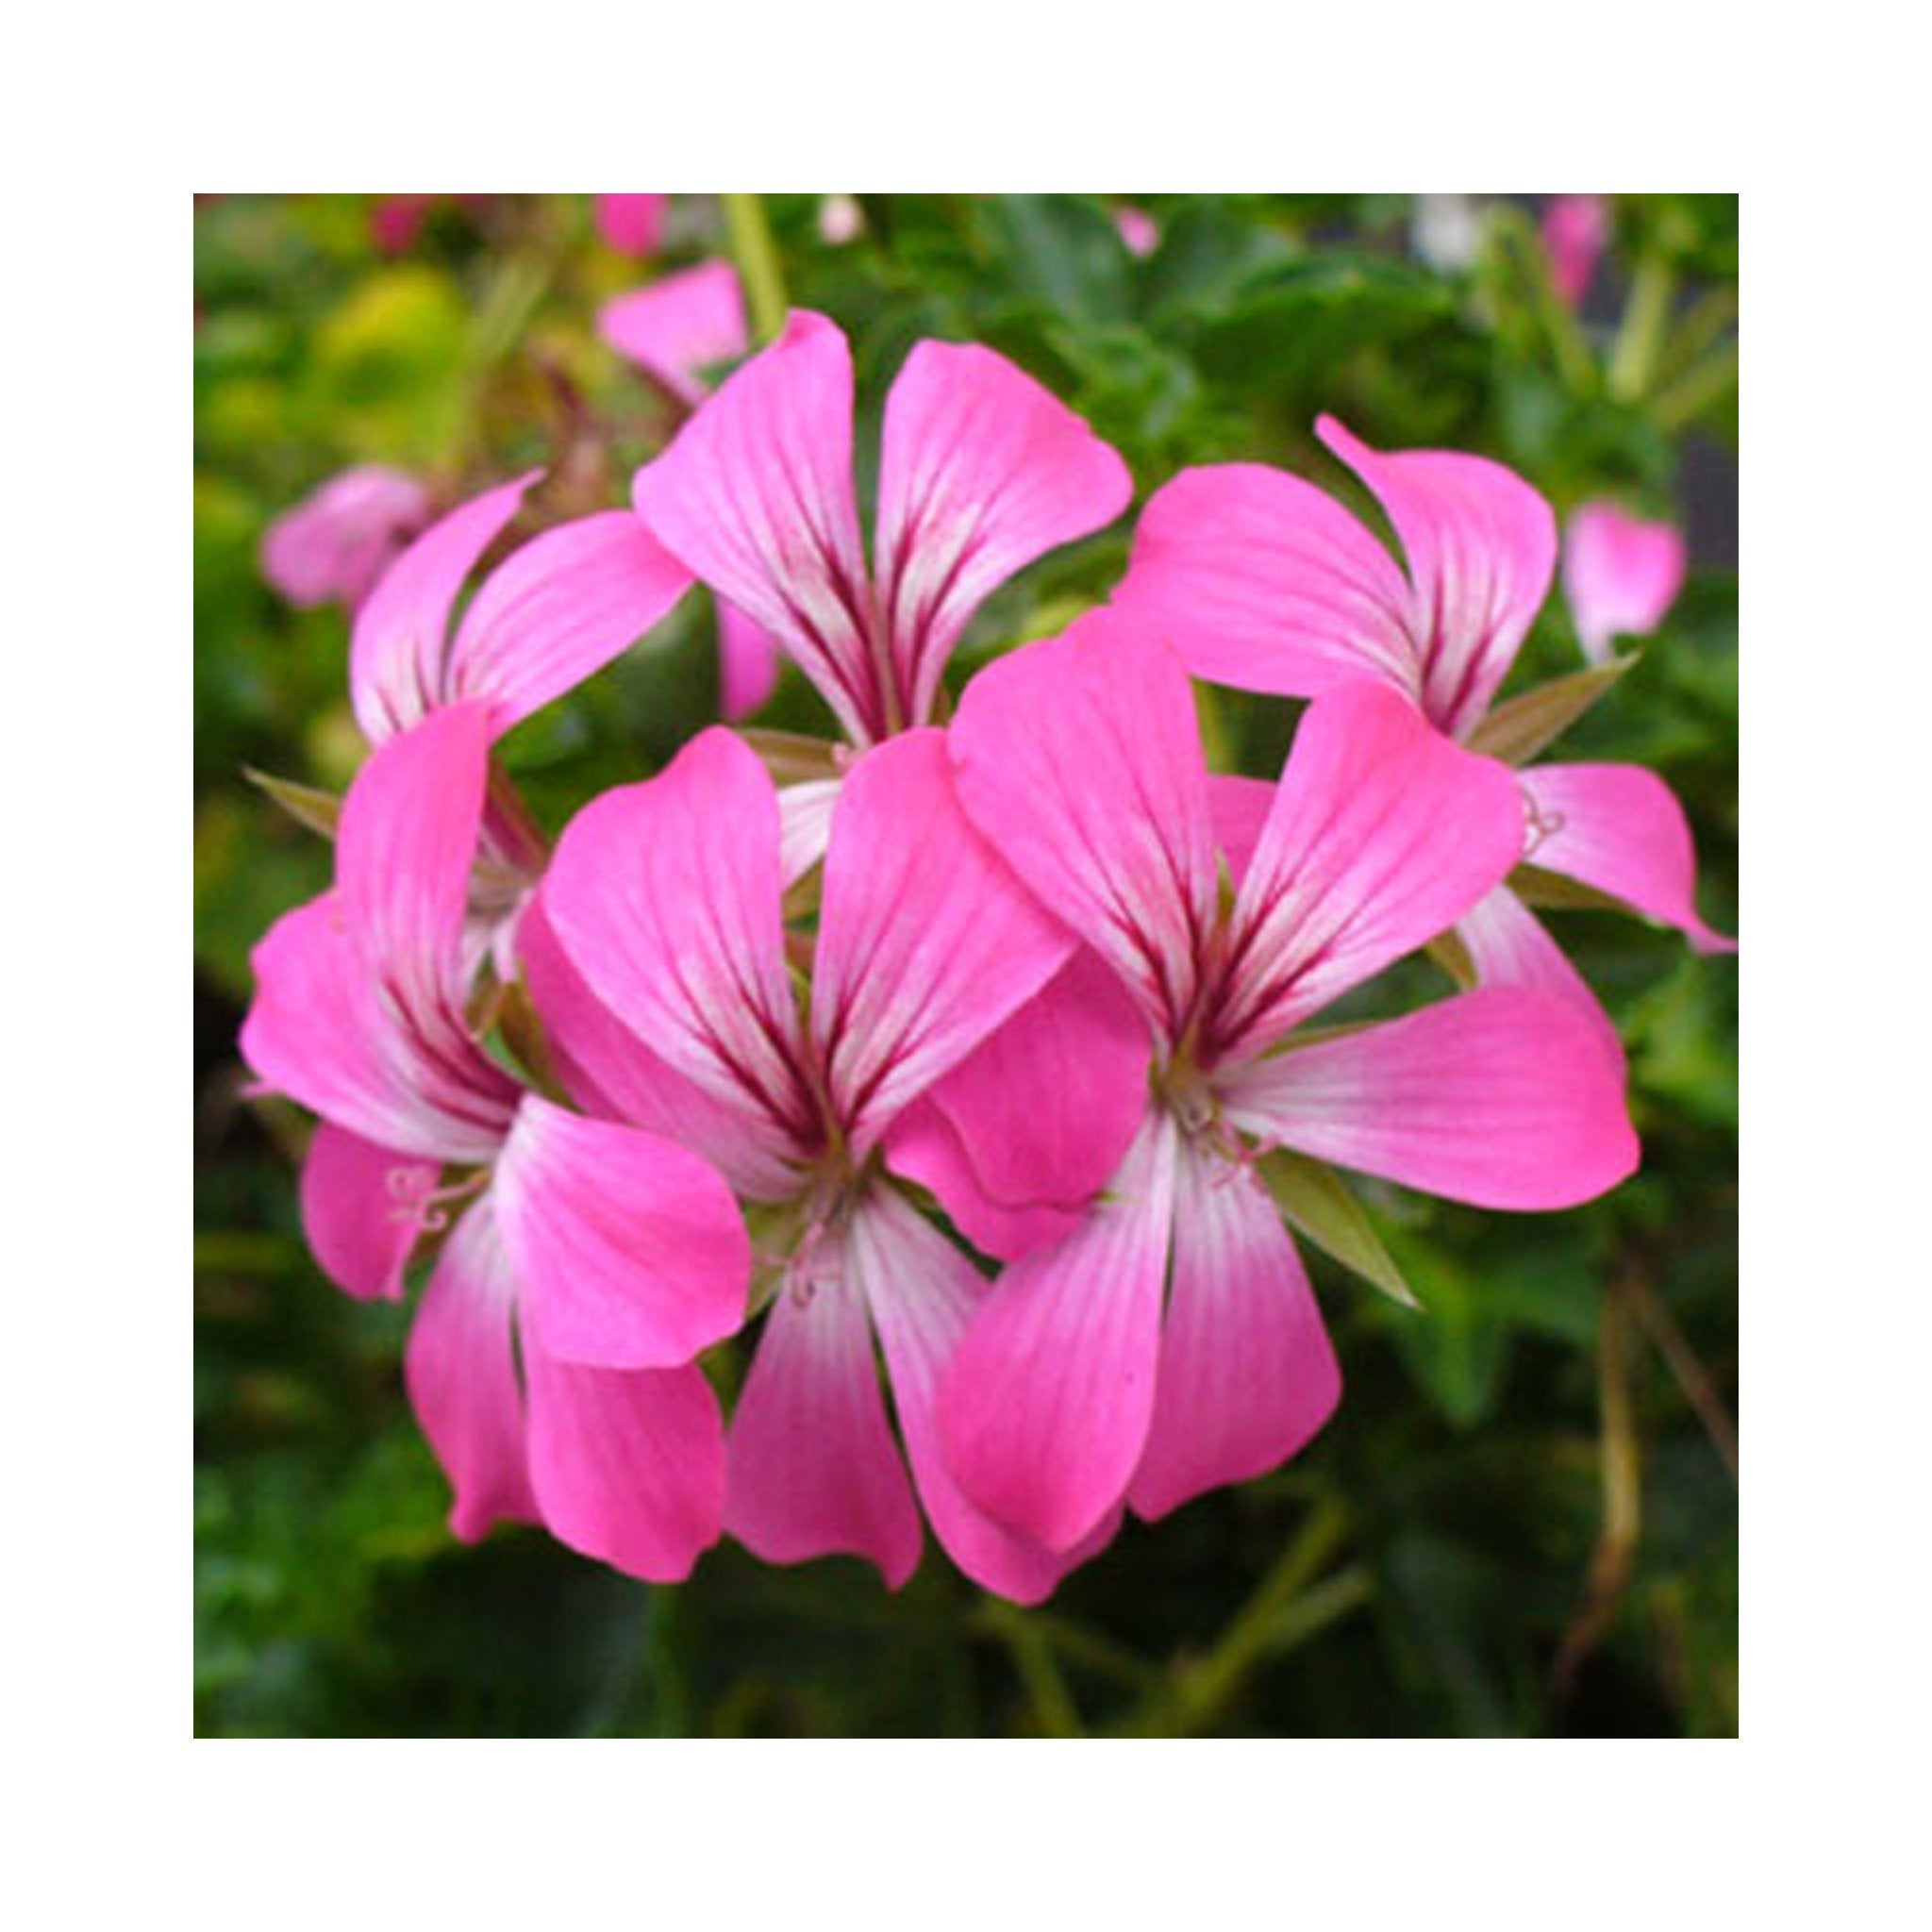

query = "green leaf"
1140;198;1298;325
1257;1149;1419;1307
976;195;1133;326
1182;254;1464;399
1465;656;1638;766
1376;1233;1514;1428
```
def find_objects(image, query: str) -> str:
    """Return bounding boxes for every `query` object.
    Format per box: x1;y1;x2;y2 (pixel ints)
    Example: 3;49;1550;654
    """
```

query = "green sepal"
1257;1148;1420;1308
738;728;842;786
244;766;341;840
1426;929;1477;990
1464;656;1638;766
1507;863;1629;916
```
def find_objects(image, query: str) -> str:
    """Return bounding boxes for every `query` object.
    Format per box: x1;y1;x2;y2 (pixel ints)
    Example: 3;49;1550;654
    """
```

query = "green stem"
1607;255;1677;403
1553;1275;1644;1696
724;193;789;345
1120;1499;1367;1736
1650;341;1739;433
981;1598;1086;1737
970;1604;1157;1691
1655;286;1739;387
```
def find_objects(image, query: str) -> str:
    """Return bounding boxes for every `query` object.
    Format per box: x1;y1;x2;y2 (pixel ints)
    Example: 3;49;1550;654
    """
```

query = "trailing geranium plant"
242;287;1732;1608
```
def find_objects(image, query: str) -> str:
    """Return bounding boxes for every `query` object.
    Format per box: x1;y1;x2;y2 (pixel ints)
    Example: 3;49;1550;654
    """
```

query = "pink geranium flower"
593;193;670;258
1114;205;1160;257
818;194;864;245
241;705;752;1581
343;472;696;972
1542;193;1608;308
259;465;431;611
630;309;1133;750
598;260;750;413
347;471;691;746
370;194;491;255
1563;500;1689;664
1117;415;1734;1040
371;194;436;255
934;611;1640;1549
532;724;1146;1602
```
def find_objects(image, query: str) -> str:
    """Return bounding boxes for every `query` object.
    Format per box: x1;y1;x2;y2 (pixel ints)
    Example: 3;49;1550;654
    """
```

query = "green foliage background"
193;192;1738;1737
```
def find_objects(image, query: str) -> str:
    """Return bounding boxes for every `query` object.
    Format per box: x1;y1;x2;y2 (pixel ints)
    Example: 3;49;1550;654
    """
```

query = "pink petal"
1116;461;1416;700
1208;774;1276;890
541;727;809;1137
260;711;524;1163
1317;415;1558;740
884;1101;1086;1260
259;465;431;610
444;511;694;739
1561;502;1690;663
853;1191;1112;1605
777;777;841;887
349;472;540;743
298;1122;435;1301
884;946;1151;1260
1127;1142;1340;1522
724;1257;923;1590
522;1331;725;1583
1212;682;1524;1056
593;193;670;258
631;312;880;743
241;893;514;1165
1524;762;1736;953
1219;987;1640;1211
874;338;1132;728
404;1199;539;1541
949;609;1218;1041
1542;194;1608;308
937;1110;1178;1552
1457;883;1624;1067
813;730;1074;1150
335;702;488;1025
718;598;781;720
518;891;802;1201
598;260;748;409
492;1096;750;1371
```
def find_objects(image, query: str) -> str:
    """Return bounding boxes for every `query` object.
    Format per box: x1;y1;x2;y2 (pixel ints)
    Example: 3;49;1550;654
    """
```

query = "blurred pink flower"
1563;501;1688;664
370;193;491;254
259;466;431;611
1115;205;1159;257
371;194;434;254
1542;193;1608;307
593;193;670;257
818;193;865;244
598;259;748;411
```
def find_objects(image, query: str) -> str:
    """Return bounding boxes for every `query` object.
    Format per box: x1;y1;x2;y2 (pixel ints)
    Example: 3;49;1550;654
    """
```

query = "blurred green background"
193;192;1737;1737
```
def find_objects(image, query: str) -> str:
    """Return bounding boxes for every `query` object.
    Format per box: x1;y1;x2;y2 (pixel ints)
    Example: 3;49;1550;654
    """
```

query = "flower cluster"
243;307;1732;1605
